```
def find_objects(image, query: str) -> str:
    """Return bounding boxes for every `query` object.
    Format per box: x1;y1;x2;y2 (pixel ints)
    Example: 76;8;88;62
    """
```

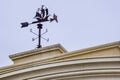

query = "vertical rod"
37;24;43;48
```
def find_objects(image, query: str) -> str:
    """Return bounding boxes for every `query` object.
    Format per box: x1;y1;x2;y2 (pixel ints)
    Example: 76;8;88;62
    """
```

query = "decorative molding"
0;41;120;80
0;57;120;78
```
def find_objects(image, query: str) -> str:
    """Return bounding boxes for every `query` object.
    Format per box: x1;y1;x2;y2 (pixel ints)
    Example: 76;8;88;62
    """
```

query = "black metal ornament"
21;5;58;48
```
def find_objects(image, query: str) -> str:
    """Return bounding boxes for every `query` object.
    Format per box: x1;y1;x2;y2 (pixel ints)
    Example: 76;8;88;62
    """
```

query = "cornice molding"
27;68;120;80
0;57;120;78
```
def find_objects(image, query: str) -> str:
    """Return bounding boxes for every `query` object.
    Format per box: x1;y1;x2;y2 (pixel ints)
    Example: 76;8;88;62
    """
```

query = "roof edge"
9;44;68;60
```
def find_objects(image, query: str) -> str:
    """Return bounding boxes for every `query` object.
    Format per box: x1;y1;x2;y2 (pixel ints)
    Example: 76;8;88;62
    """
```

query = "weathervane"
21;5;58;48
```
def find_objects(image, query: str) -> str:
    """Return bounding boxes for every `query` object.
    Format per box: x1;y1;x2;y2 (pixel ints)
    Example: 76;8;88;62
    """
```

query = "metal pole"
37;24;43;48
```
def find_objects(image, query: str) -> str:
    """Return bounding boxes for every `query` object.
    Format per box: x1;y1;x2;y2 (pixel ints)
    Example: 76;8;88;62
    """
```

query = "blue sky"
0;0;120;67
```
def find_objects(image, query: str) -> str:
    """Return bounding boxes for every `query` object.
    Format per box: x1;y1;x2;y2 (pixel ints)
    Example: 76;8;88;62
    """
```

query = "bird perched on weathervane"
21;5;58;48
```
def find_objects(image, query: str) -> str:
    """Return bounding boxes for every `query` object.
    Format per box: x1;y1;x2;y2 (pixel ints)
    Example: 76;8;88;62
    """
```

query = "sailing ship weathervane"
21;5;58;48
